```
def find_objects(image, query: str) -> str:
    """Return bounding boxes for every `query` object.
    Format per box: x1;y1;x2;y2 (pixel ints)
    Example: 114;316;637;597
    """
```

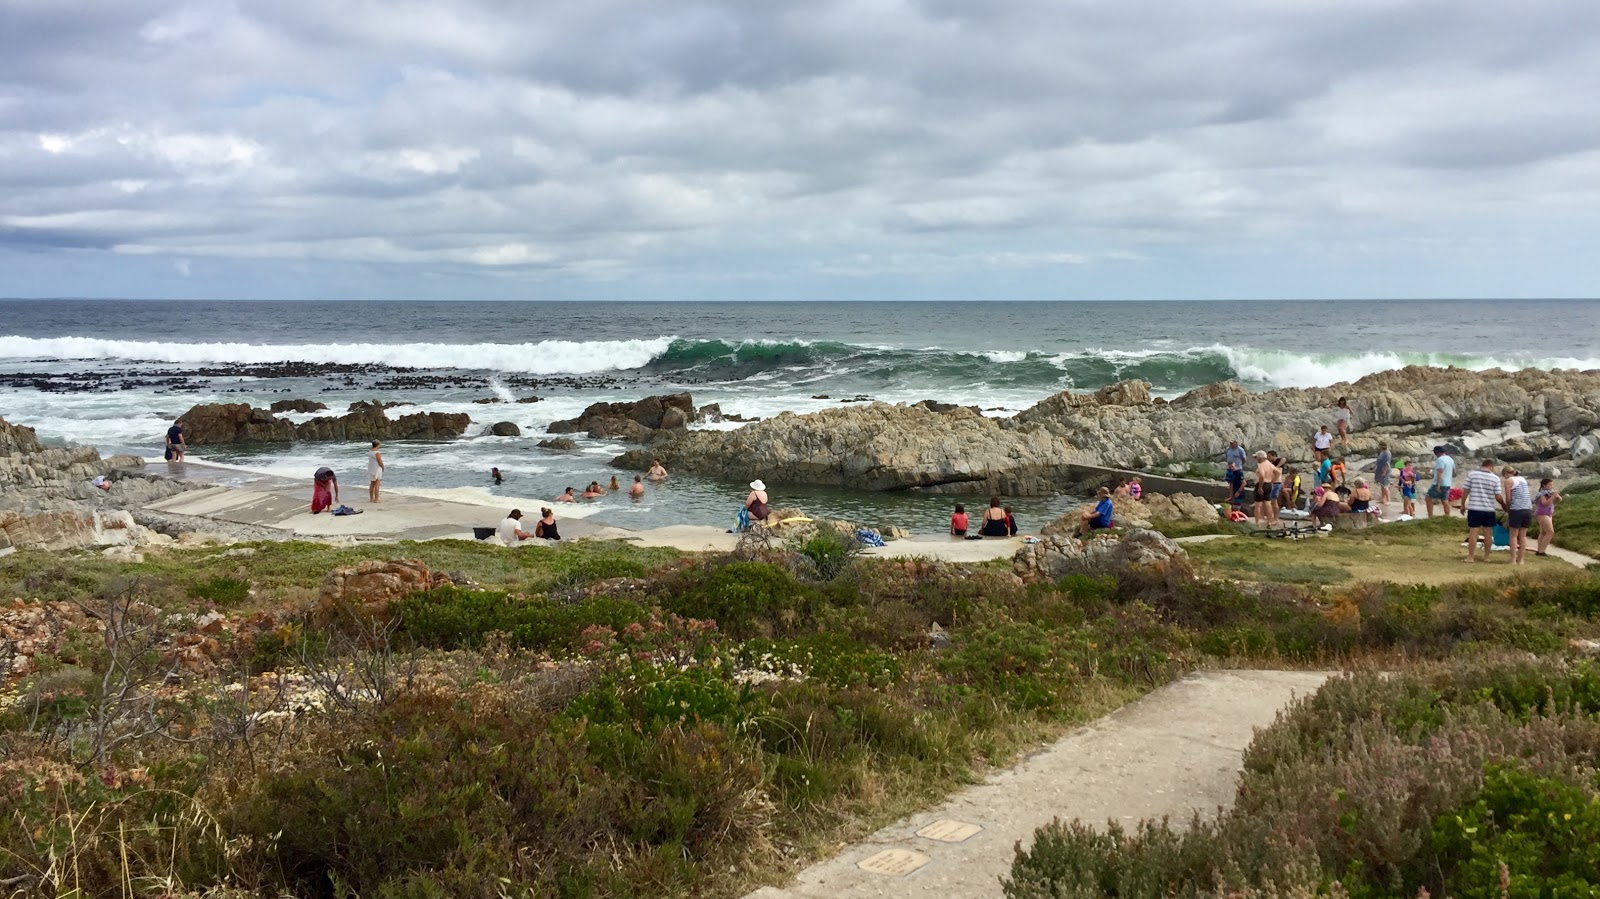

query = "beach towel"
331;505;362;516
855;528;886;548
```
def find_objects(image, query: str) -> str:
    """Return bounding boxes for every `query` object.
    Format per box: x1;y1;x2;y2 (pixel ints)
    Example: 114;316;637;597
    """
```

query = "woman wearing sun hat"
745;479;770;523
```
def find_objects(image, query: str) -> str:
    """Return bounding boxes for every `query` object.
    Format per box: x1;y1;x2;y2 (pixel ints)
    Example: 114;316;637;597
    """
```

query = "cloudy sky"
3;1;1600;301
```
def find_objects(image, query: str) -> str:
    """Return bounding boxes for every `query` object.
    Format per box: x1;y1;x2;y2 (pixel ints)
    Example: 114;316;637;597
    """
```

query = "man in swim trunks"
1252;450;1279;527
1266;450;1284;505
1427;446;1456;518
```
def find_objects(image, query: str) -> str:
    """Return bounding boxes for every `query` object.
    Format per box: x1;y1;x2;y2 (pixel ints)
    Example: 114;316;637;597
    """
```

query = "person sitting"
533;508;561;540
1346;479;1372;513
628;475;645;498
950;503;968;537
581;481;605;499
1281;468;1302;509
979;496;1010;536
1076;488;1114;536
648;459;668;481
1004;505;1018;536
1311;487;1345;525
745;479;770;523
1112;479;1131;499
555;487;576;503
497;509;533;545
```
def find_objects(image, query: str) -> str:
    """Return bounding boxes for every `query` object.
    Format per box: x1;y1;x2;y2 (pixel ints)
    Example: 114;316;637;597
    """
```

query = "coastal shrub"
191;574;251;606
655;561;822;638
791;527;861;581
735;634;902;690
393;587;647;651
1005;659;1600;899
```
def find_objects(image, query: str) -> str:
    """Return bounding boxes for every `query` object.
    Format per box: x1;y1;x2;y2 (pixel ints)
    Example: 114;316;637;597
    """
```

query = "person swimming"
491;467;503;486
581;481;605;499
628;475;645;498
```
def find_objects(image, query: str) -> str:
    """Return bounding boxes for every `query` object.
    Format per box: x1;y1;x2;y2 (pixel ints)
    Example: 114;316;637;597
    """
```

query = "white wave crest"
1215;346;1600;390
0;335;677;374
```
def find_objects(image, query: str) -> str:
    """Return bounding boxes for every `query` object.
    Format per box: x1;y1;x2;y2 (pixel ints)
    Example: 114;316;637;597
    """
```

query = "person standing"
1333;397;1353;451
1224;439;1247;499
1266;450;1285;506
311;466;339;514
628;475;645;498
1501;466;1533;565
367;440;385;503
1252;451;1279;527
1427;446;1456;518
1399;458;1418;517
165;420;186;462
648;459;668;481
1461;458;1501;562
1534;478;1563;556
1311;425;1333;461
1372;441;1393;506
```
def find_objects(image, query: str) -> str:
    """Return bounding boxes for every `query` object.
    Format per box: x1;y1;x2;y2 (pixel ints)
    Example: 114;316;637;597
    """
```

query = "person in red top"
950;503;968;537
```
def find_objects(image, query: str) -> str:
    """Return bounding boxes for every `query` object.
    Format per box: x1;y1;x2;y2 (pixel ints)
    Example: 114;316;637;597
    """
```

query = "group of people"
950;497;1020;538
543;459;669;504
1457;456;1564;564
497;507;561;544
310;440;386;513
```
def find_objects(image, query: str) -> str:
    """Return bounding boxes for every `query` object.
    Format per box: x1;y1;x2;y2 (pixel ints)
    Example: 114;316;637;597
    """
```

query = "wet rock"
488;422;522;437
548;393;698;440
538;437;578;451
269;399;328;414
177;402;470;444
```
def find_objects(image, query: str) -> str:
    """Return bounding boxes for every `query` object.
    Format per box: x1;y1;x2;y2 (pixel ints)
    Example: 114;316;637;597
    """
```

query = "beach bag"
1492;523;1510;547
855;528;886;548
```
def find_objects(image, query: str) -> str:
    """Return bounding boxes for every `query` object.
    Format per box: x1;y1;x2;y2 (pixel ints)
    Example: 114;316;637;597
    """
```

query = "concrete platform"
745;669;1334;899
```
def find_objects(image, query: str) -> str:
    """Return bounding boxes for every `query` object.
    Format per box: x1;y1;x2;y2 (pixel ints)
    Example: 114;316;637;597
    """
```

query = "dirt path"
744;669;1333;899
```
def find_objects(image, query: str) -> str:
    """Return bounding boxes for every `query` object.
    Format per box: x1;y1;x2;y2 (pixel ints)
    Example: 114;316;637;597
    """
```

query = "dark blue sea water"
3;298;1597;530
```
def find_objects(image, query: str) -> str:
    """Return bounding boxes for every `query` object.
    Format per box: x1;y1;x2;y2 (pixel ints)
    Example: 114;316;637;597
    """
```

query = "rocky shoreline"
611;366;1600;495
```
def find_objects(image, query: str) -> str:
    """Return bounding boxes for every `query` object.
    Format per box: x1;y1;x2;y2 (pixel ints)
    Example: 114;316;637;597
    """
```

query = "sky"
3;1;1600;302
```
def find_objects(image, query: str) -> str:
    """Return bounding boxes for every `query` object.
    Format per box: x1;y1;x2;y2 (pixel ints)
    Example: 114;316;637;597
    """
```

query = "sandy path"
744;669;1333;899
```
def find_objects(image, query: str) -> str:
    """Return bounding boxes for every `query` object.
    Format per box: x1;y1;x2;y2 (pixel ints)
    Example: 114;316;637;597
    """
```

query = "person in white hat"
745;479;770;523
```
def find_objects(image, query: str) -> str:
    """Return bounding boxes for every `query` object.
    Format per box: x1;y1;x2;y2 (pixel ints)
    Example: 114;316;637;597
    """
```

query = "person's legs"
1463;525;1480;561
1510;527;1526;564
1536;515;1553;554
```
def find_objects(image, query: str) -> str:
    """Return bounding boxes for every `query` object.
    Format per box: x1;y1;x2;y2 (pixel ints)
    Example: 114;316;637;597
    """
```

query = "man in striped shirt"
1462;457;1502;563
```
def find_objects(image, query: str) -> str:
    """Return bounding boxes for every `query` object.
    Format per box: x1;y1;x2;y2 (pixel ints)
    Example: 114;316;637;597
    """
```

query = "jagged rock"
177;403;469;445
699;403;724;422
269;399;328;414
537;437;578;451
0;508;167;551
488;422;522;437
515;396;544;404
626;367;1600;495
1012;528;1189;583
548;393;698;439
913;400;983;415
318;559;452;616
473;397;504;404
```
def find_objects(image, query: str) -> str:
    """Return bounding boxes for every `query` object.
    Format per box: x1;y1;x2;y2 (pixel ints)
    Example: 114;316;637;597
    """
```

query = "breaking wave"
2;334;1595;392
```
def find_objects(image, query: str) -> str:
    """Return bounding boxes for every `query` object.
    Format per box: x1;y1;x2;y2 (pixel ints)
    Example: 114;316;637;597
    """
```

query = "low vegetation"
2;533;1599;897
1004;657;1600;899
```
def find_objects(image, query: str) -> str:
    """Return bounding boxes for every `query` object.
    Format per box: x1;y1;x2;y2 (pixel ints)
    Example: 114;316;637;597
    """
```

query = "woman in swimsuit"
745;479;770;523
978;496;1010;537
533;508;561;540
1346;479;1372;513
1534;478;1562;556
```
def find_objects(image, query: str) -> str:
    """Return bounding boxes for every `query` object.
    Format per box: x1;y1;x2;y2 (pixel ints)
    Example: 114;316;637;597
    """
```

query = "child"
1399;458;1417;517
1128;476;1143;500
1329;457;1347;487
950;503;968;537
1003;505;1017;536
1534;478;1563;556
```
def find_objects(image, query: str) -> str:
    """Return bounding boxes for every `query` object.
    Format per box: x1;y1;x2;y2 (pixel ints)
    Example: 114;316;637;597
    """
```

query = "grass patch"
1551;489;1600;559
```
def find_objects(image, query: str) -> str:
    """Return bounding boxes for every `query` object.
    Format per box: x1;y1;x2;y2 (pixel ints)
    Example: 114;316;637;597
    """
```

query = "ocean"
3;298;1597;532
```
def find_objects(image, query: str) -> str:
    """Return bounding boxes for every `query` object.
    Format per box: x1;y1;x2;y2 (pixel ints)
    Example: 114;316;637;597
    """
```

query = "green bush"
656;561;822;638
792;528;860;581
1432;765;1600;899
394;587;648;651
190;575;251;606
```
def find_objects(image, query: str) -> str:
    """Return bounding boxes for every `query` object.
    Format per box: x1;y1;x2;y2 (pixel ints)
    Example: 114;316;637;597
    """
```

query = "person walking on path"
367;440;385;503
1372;441;1392;506
311;466;339;514
1501;466;1533;565
164;421;186;462
1427;446;1456;518
1534;478;1563;556
1311;425;1333;461
1333;397;1353;451
1462;458;1501;563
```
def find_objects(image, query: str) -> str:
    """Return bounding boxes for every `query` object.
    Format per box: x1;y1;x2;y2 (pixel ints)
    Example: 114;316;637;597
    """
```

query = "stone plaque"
857;848;931;876
916;819;983;843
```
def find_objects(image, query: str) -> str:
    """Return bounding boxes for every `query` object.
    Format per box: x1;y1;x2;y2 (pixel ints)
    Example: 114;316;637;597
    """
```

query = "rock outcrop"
488;422;522;437
619;367;1600;495
318;559;452;617
548;393;698;440
177;402;470;445
2;417;186;515
1012;528;1189;583
269;398;328;414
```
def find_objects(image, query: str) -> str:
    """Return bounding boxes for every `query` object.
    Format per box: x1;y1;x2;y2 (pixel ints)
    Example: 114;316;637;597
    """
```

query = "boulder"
488;422;522;437
548;393;698;438
269;399;328;414
318;559;452;616
1012;528;1188;583
538;437;579;451
177;403;469;445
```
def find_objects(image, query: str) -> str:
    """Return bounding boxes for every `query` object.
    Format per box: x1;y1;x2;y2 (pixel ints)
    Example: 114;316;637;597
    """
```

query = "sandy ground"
138;461;1025;561
744;669;1335;899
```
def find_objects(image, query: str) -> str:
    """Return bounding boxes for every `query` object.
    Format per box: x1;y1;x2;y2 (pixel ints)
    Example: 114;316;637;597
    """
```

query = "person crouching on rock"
1075;488;1114;537
979;496;1010;537
311;466;338;514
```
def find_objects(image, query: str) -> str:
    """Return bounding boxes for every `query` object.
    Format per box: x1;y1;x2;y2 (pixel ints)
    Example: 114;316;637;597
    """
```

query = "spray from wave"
2;334;1595;392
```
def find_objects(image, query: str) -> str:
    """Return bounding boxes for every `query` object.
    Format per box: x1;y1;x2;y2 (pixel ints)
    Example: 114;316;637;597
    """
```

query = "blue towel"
855;528;886;548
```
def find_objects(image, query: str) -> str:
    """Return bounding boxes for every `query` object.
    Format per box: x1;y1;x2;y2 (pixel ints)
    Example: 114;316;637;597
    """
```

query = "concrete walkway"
744;669;1333;899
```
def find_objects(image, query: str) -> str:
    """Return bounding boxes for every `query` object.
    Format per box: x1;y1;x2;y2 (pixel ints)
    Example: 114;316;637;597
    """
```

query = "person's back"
1463;466;1499;513
1093;496;1114;528
1507;474;1531;510
497;516;522;546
